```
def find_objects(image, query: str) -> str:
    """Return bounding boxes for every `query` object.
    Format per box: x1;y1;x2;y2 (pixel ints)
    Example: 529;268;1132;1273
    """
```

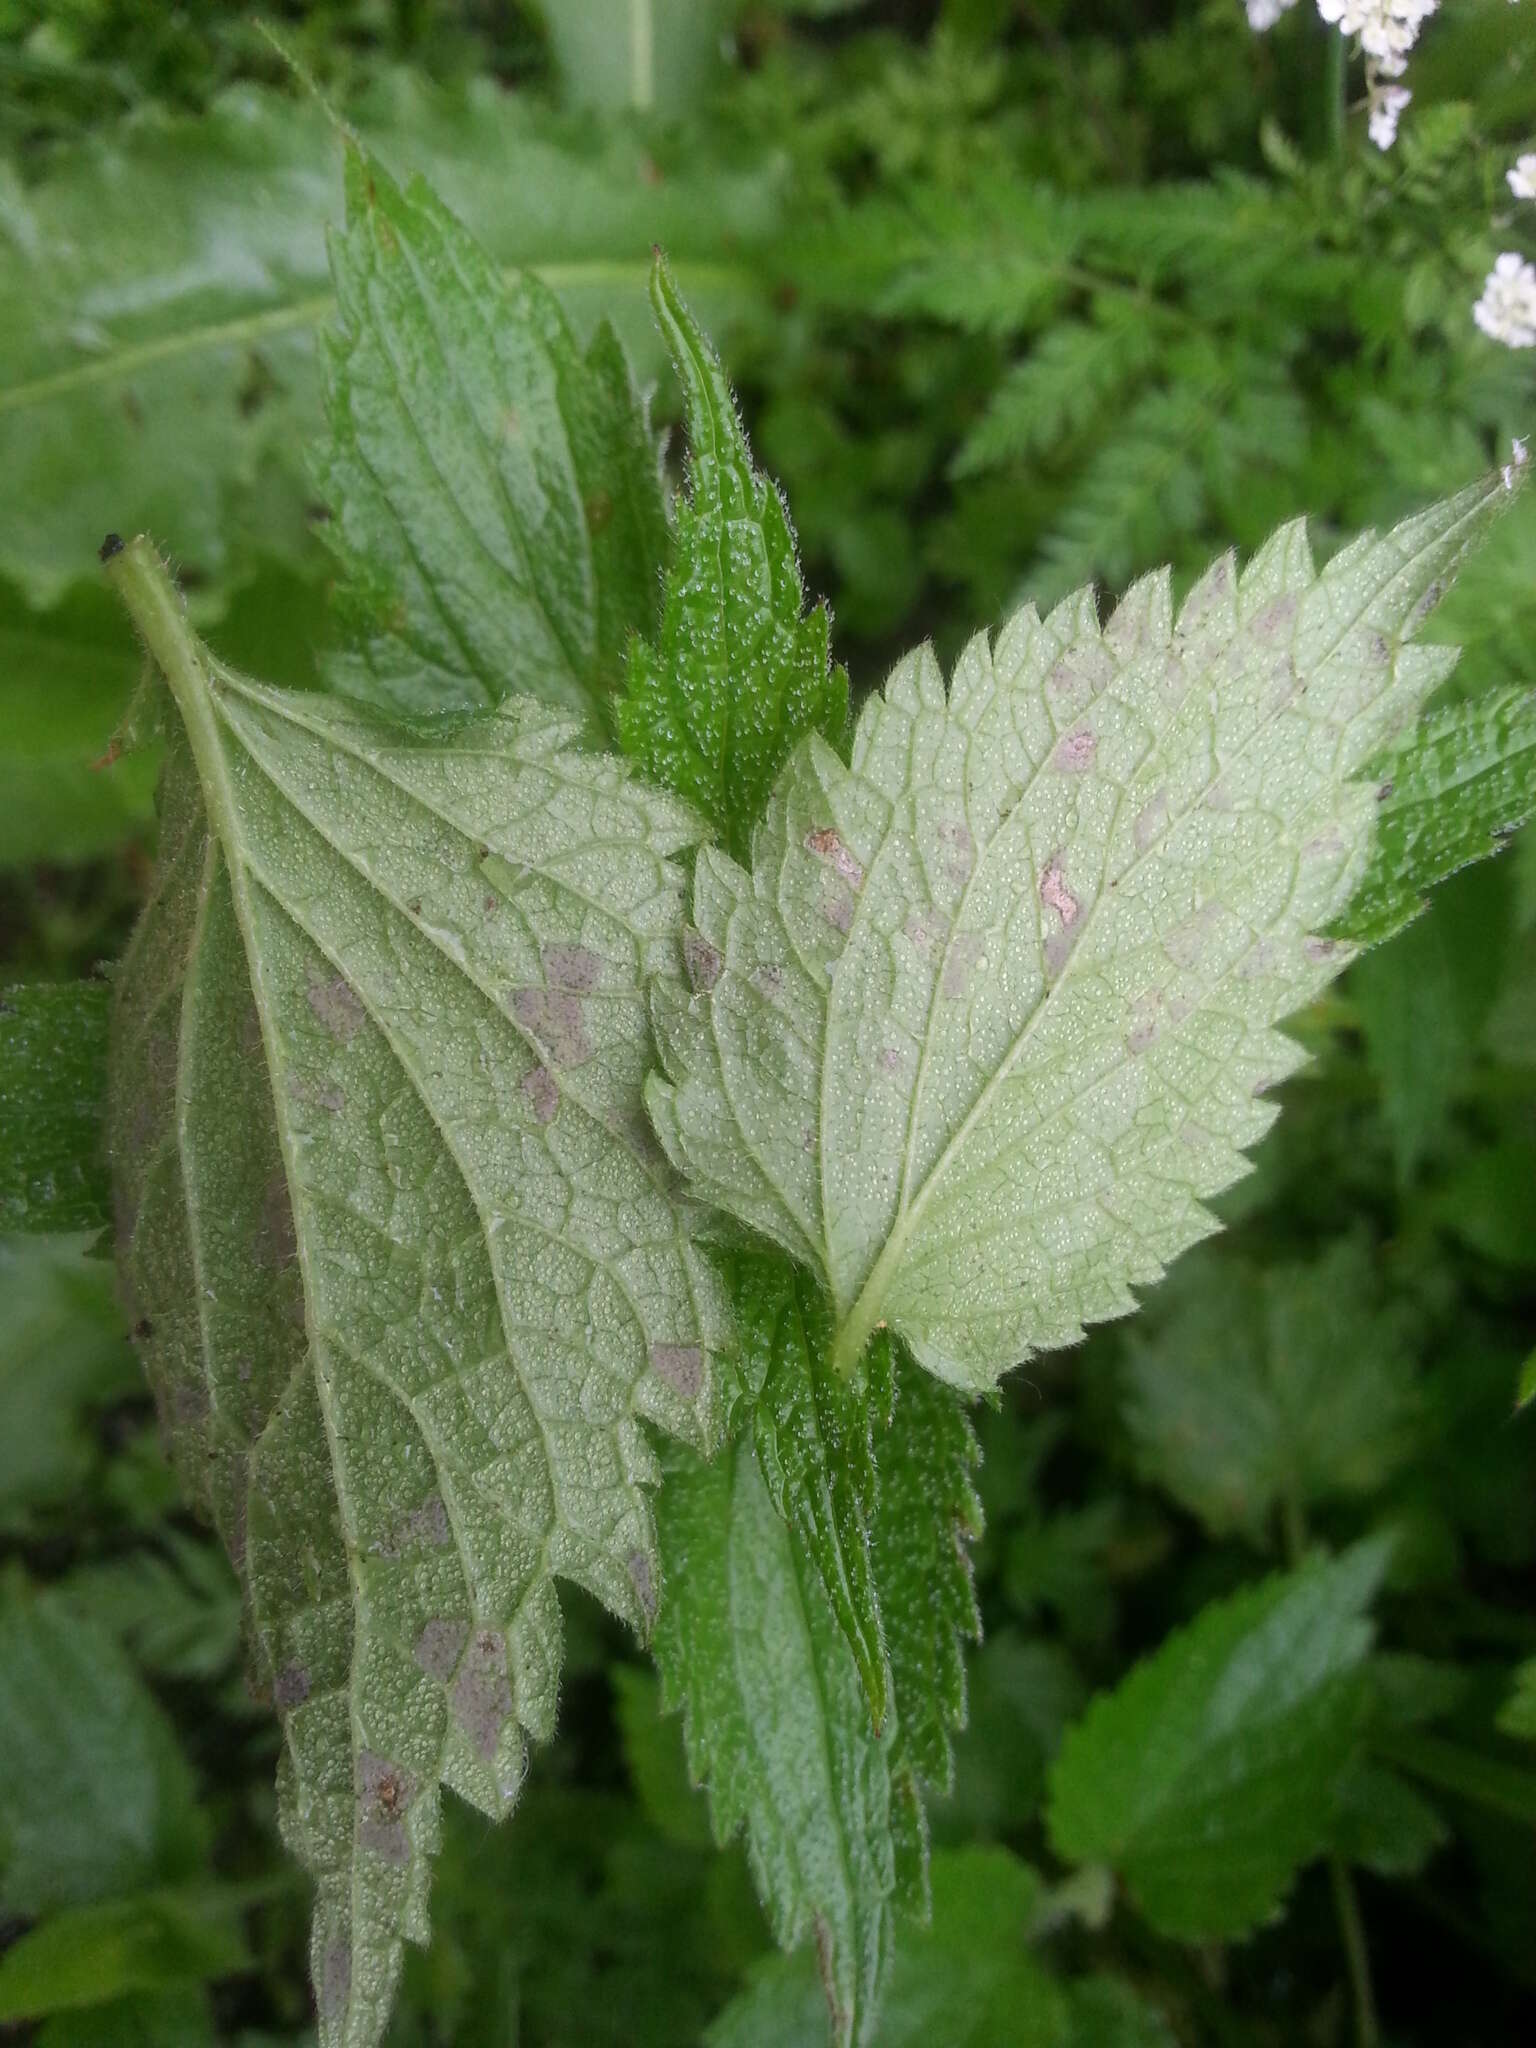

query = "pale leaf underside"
648;473;1519;1390
106;542;728;2047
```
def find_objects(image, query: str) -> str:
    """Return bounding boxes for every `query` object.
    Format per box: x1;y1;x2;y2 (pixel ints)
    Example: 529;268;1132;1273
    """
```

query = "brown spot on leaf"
824;892;853;933
627;1549;657;1628
358;1752;417;1842
512;988;592;1068
542;942;603;993
1053;728;1097;774
273;1662;310;1710
1039;857;1081;928
260;1175;297;1269
684;929;722;992
305;964;365;1043
360;1817;411;1865
877;1046;904;1076
319;1940;351;2021
585;489;614;533
1304;935;1343;964
521;1064;559;1124
650;1344;705;1398
904;908;949;958
805;826;864;890
415;1618;469;1683
452;1630;515;1761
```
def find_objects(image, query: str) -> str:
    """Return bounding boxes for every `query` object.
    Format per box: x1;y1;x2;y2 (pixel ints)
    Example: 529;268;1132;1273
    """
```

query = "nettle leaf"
0;982;111;1234
1122;1241;1420;1545
652;1433;917;2048
871;1361;982;1798
706;1848;1069;2048
1046;1540;1390;1940
1335;682;1536;945
102;538;730;2048
648;473;1519;1391
730;1249;893;1725
618;261;849;863
0;75;783;606
318;148;670;724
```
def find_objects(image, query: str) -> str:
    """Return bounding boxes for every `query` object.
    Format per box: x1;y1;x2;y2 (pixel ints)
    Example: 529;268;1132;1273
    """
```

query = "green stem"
1324;25;1348;163
1329;1857;1381;2048
1278;1489;1379;2048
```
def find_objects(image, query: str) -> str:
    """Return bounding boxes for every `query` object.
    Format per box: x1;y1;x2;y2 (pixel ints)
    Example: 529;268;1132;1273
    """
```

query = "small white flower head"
1315;0;1439;66
1508;154;1536;201
1369;84;1411;150
1473;253;1536;349
1246;0;1299;26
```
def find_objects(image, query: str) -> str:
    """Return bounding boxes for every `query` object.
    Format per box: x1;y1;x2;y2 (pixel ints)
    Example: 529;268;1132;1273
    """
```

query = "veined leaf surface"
103;538;729;2048
318;149;670;724
648;473;1519;1389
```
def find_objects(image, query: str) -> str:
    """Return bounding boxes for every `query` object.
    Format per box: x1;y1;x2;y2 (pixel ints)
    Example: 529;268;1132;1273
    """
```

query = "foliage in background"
2;4;1535;2048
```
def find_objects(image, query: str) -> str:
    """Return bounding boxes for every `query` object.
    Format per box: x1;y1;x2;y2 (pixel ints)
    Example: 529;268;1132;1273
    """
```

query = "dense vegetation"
2;6;1534;2048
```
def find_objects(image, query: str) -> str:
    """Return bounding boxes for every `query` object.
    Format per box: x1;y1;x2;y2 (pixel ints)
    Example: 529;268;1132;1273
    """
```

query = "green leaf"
1121;1241;1420;1544
318;147;670;724
1;983;111;1234
1496;1658;1536;1742
0;1584;208;1914
1328;1763;1447;1879
705;1847;1070;2048
1064;1977;1177;2048
1046;1540;1390;1940
649;473;1520;1390
1376;1729;1536;1827
871;1359;982;1796
0;577;155;869
652;1435;910;2048
37;1989;216;2048
103;538;730;2048
0;1234;140;1532
0;1891;248;2023
618;261;849;863
942;1633;1084;1843
731;1248;892;1726
59;1532;243;1686
0;75;782;607
1351;857;1514;1179
1336;684;1536;946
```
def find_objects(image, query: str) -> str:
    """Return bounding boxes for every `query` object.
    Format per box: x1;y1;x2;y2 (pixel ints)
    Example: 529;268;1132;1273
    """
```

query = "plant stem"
1329;1855;1381;2048
1324;24;1348;162
1278;1488;1380;2048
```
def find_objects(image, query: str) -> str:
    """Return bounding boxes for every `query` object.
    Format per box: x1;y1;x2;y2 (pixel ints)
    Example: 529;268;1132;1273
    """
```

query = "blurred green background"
1;4;1534;2044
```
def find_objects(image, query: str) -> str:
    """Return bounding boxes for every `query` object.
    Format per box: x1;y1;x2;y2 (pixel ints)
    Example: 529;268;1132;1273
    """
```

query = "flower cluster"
1475;254;1536;351
1315;0;1439;78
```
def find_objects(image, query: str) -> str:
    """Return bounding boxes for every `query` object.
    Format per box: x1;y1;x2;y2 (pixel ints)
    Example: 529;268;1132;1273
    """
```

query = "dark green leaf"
0;983;111;1233
871;1359;981;1796
0;1891;248;2022
619;260;848;862
1046;1542;1389;1939
318;147;670;723
1121;1243;1420;1544
0;1233;139;1531
732;1248;892;1726
653;1436;911;2048
1338;685;1536;946
0;1585;208;1914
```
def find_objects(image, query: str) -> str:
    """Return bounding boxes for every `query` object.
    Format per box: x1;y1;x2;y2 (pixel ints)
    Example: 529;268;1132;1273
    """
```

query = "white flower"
1246;0;1298;26
1369;85;1411;150
1508;154;1536;201
1315;0;1439;66
1473;253;1536;349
